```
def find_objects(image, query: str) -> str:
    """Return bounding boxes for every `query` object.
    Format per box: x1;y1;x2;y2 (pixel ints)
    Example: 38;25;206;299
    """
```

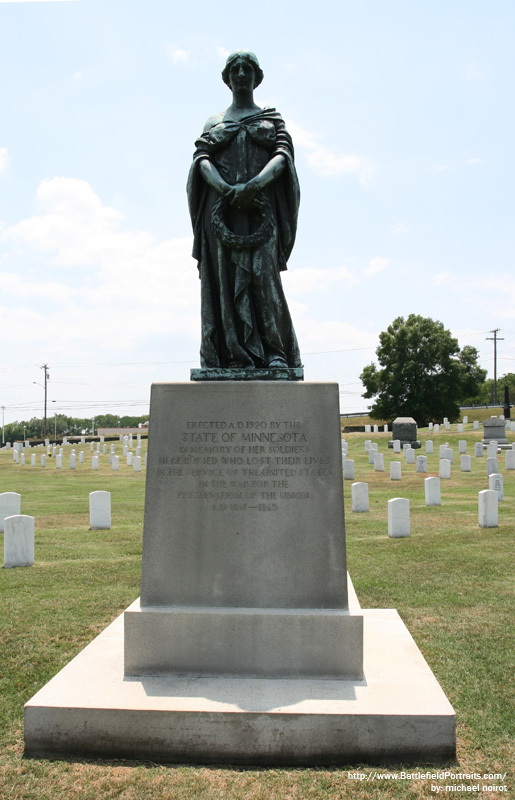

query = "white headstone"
97;442;101;451
460;455;471;472
393;439;401;453
0;492;21;532
383;424;388;433
425;440;434;454
78;450;84;463
486;457;499;477
458;440;467;454
110;444;115;454
425;477;441;506
343;459;355;480
123;445;128;457
3;514;34;568
511;421;515;432
365;425;371;434
89;491;111;530
445;422;450;430
434;423;440;433
457;424;463;433
439;459;451;479
127;452;133;466
133;455;142;472
475;442;483;458
13;450;19;464
416;455;427;473
59;448;63;456
341;452;347;464
103;444;107;455
388;498;410;538
90;442;94;452
44;438;49;447
368;449;375;464
129;435;133;448
31;454;36;467
40;454;46;467
69;453;76;470
429;422;434;430
351;482;369;512
473;420;479;430
443;417;448;424
364;439;371;452
81;436;86;444
505;450;515;470
92;456;99;471
100;435;105;442
20;453;25;466
56;455;62;469
63;437;68;445
136;445;142;458
112;455;120;471
500;414;505;420
487;442;498;458
390;461;401;480
405;448;415;464
443;447;453;463
373;425;378;434
463;416;468;424
488;473;504;501
478;489;498;528
373;452;384;471
403;443;410;452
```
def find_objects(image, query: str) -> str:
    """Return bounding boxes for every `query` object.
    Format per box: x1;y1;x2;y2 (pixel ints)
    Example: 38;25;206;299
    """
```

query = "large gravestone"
125;382;360;679
483;417;510;449
388;417;420;449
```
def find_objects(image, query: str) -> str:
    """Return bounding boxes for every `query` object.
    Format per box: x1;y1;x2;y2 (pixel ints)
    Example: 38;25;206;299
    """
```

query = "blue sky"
1;0;514;425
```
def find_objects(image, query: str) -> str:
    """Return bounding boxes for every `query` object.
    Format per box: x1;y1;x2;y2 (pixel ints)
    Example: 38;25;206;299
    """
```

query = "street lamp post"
1;405;5;446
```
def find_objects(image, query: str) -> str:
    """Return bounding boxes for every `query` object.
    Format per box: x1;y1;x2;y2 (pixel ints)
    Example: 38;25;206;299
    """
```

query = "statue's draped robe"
187;108;302;368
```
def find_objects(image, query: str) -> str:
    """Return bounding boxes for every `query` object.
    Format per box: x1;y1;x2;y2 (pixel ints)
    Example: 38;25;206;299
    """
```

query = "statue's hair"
221;51;264;89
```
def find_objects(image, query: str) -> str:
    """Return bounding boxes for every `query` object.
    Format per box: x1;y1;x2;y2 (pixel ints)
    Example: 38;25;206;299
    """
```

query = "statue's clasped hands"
224;181;259;211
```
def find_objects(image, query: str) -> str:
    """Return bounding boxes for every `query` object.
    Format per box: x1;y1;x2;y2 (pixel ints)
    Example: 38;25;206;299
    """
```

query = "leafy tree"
461;372;515;406
360;315;487;424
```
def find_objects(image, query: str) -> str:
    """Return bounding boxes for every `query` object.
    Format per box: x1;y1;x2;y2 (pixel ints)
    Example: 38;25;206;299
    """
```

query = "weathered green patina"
187;51;303;379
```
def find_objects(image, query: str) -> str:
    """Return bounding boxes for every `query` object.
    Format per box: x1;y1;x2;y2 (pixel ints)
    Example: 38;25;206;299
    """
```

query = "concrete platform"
24;605;456;765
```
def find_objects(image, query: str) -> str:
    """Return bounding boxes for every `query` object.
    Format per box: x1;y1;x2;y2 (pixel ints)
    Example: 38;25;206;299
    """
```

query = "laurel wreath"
211;193;275;250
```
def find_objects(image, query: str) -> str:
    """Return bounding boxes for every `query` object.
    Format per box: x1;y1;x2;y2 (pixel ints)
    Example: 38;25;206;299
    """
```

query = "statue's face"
228;57;255;93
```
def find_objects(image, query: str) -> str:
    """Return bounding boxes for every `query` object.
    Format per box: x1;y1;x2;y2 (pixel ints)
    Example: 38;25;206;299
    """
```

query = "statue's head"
222;51;264;90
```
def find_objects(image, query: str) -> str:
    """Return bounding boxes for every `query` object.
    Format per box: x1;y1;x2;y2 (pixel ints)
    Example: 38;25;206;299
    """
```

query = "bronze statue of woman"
187;51;302;372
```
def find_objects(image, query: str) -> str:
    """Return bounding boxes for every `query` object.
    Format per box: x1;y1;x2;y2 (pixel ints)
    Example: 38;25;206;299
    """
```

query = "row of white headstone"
351;482;500;534
2;490;113;568
12;447;147;471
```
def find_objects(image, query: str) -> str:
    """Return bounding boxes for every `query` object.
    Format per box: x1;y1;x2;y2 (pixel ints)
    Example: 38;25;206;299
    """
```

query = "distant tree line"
2;414;149;442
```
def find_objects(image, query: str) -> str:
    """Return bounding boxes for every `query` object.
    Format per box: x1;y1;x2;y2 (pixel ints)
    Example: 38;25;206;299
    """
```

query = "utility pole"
1;405;5;446
486;329;504;405
41;364;49;437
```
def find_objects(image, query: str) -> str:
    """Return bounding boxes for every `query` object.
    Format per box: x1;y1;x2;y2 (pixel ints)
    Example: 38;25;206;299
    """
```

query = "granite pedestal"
24;381;455;764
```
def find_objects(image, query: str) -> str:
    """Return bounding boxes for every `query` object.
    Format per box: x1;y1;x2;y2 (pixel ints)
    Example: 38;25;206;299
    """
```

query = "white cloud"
217;46;230;61
287;265;358;294
433;271;456;287
466;157;483;165
286;120;371;185
0;147;8;171
0;178;201;352
363;256;389;277
0;271;72;302
464;62;486;83
391;221;408;235
167;46;191;64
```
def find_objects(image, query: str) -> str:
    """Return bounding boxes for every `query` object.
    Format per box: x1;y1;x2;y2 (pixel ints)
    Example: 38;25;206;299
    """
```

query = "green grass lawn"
0;430;513;799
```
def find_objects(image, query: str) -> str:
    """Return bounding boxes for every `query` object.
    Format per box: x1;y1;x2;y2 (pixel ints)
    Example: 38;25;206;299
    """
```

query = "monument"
388;416;421;449
24;52;455;765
